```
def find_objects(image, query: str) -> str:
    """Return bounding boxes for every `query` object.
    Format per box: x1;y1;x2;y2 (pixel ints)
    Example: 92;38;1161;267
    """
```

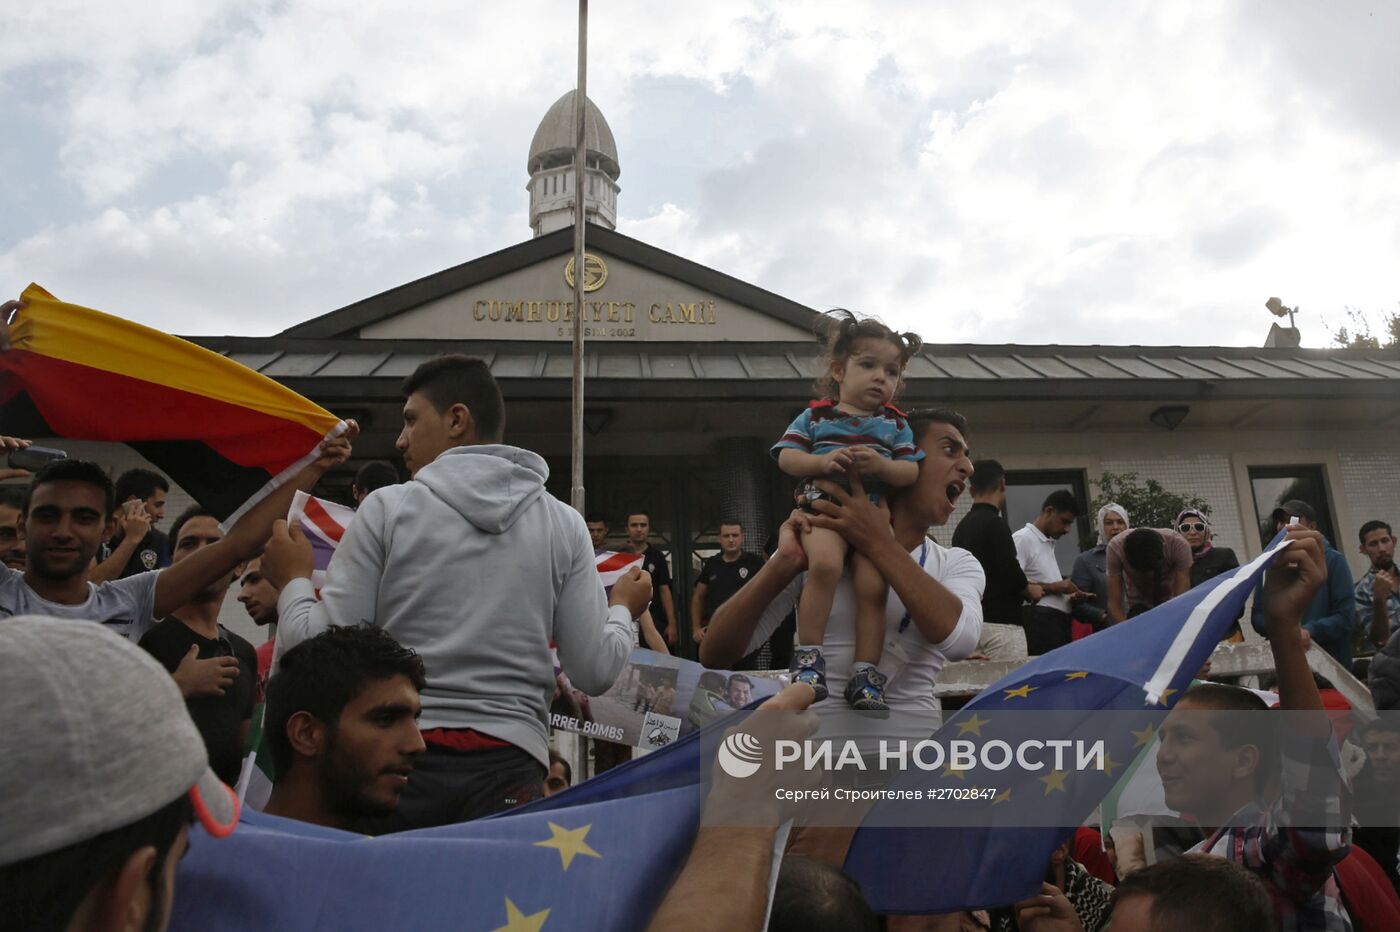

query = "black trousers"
1019;606;1073;655
360;743;545;835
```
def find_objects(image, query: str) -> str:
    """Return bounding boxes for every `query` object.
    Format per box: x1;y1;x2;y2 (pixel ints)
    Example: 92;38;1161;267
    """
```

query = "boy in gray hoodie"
264;355;651;829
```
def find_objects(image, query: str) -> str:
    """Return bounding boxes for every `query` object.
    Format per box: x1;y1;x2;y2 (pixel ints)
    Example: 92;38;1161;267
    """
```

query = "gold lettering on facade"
473;297;718;331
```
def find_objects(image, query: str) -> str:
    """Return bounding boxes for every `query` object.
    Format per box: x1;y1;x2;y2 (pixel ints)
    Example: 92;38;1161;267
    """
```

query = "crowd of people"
1;310;1399;929
949;461;1400;686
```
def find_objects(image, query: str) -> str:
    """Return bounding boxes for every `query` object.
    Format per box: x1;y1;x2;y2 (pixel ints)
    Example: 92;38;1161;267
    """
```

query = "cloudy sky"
2;1;1397;346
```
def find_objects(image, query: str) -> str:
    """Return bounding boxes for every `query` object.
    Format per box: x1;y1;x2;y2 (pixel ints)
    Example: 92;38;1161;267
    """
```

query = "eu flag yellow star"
1040;770;1069;795
942;762;969;779
1131;725;1157;748
957;714;990;736
534;822;601;871
1003;684;1038;700
1100;753;1122;778
993;788;1012;805
491;898;550;932
1151;688;1178;707
1064;671;1090;681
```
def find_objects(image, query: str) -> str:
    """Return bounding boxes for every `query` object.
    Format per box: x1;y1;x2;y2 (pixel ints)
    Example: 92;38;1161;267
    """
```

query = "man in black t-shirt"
140;506;256;785
951;459;1041;626
142;617;256;786
624;511;678;645
93;468;173;581
691;521;765;644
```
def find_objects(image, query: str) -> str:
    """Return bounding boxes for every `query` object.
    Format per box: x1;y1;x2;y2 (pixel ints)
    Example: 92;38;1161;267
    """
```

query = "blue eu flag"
170;702;721;930
842;533;1295;913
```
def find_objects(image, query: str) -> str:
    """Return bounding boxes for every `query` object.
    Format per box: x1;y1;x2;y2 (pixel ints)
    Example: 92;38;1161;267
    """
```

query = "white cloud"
2;1;1397;345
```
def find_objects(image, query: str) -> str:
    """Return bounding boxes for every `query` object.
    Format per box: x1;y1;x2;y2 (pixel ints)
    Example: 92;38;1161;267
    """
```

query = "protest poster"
550;648;785;750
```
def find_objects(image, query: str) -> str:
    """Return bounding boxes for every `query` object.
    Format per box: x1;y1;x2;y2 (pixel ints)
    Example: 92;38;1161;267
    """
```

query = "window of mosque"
1248;465;1337;548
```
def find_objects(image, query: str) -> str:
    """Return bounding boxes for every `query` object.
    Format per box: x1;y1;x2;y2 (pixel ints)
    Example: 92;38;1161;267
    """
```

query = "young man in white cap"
0;616;238;932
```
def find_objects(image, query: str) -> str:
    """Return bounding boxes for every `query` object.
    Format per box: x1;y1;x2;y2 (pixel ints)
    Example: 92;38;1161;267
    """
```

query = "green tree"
1087;471;1211;545
1329;305;1400;349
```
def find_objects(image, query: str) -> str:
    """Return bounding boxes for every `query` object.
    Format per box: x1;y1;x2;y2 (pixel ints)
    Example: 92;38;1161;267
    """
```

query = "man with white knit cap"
0;616;238;932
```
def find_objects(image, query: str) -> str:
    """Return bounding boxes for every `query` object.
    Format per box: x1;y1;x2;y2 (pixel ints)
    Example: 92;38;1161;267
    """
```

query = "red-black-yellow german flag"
1;284;346;522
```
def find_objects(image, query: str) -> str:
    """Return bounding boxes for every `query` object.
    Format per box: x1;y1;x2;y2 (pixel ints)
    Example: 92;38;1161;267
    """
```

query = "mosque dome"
526;91;621;236
527;91;620;180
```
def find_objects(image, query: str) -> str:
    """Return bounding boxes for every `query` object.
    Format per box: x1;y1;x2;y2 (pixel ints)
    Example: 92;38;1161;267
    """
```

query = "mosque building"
170;91;1400;653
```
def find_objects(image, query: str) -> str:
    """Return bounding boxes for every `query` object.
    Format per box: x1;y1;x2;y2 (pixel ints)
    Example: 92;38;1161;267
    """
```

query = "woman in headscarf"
1070;503;1129;635
1177;507;1244;640
1176;507;1239;587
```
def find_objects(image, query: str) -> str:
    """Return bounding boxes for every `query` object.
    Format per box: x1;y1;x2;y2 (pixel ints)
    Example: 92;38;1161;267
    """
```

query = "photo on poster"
550;649;785;749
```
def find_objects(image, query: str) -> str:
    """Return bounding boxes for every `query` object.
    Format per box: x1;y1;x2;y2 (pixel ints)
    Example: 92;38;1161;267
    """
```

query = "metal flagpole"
569;0;588;515
566;0;592;781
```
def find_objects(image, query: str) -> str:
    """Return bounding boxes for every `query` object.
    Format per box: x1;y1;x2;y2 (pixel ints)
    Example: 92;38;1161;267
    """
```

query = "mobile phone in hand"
7;445;67;472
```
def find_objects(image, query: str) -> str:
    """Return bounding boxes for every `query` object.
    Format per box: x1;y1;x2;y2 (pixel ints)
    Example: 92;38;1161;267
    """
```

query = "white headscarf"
1096;502;1130;547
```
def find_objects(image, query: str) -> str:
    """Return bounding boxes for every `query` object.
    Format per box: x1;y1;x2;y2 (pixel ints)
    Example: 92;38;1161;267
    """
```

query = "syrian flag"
288;490;356;594
595;550;643;594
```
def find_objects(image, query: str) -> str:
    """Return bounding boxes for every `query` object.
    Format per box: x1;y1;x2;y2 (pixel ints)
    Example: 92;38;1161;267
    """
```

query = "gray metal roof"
193;335;1400;409
212;342;1400;384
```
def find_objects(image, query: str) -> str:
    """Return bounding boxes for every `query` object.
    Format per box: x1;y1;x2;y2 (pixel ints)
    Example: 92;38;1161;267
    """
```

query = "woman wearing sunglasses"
1176;508;1240;588
1178;508;1244;640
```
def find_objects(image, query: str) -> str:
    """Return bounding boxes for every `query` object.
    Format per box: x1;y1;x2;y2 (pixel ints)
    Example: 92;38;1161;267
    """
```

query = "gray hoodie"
275;444;632;768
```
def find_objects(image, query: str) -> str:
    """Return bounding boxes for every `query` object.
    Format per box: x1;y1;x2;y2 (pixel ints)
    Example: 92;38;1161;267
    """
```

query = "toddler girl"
772;311;923;711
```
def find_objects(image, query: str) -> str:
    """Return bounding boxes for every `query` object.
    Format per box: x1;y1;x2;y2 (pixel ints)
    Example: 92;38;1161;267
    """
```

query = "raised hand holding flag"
1;284;348;523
